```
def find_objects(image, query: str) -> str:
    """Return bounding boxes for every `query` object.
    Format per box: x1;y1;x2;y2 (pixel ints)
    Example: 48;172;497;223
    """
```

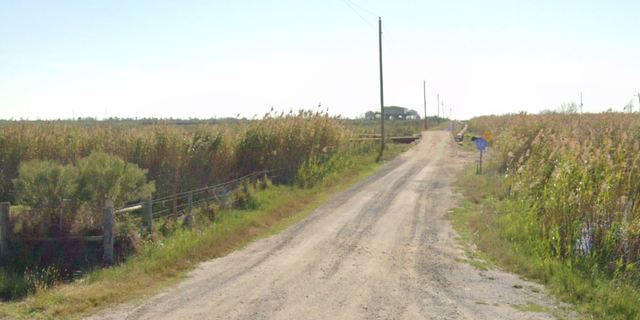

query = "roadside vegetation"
0;109;364;203
0;110;416;319
453;112;640;319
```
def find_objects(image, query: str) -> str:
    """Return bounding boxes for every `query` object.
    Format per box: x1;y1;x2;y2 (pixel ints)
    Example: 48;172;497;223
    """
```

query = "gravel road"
89;131;575;320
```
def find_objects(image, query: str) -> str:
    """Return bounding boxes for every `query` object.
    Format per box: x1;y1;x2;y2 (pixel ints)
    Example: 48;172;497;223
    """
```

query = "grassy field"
453;112;640;319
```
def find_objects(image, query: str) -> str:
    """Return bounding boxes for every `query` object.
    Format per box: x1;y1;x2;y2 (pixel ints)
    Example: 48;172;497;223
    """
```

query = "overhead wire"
339;0;400;61
381;24;401;61
341;0;375;29
344;0;377;17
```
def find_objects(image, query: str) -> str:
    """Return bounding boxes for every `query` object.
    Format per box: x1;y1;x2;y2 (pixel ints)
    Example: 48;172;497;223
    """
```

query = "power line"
340;0;400;60
344;0;378;17
381;24;402;60
381;29;399;60
341;0;375;28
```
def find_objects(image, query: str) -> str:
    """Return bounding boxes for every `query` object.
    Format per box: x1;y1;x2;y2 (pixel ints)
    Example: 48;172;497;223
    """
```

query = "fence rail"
0;169;277;266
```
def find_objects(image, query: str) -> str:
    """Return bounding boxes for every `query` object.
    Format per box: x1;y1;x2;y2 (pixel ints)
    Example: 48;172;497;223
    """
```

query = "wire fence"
0;169;278;268
114;169;278;226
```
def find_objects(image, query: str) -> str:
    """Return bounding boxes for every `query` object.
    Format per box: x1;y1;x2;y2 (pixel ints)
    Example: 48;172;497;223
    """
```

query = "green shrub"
258;175;272;190
12;152;155;236
296;152;352;189
232;188;259;210
13;160;75;209
75;151;155;211
12;160;76;236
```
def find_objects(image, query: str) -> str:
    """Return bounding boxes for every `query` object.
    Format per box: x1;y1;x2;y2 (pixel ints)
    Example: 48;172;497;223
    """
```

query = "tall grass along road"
88;132;572;320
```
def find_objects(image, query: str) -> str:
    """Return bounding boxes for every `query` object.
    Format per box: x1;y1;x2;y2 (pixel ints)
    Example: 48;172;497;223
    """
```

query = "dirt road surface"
89;131;574;320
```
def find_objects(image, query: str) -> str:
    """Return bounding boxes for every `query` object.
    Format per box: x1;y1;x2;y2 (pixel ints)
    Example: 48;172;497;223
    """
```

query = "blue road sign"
475;138;487;151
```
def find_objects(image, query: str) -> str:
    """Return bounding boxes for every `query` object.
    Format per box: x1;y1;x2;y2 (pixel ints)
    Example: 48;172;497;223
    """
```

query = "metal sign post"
507;176;514;198
475;138;487;174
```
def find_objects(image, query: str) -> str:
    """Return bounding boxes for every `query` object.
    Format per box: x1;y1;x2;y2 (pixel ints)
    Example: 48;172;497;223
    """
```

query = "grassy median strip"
0;143;411;320
451;166;640;320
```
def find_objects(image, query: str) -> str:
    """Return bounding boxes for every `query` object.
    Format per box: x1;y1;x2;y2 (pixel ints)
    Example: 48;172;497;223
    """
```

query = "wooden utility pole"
580;92;583;113
437;94;440;123
379;17;385;153
423;80;427;130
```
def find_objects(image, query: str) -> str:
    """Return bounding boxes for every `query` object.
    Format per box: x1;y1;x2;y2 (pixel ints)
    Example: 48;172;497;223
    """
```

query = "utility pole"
580;93;583;114
378;17;385;154
437;94;440;123
423;80;427;130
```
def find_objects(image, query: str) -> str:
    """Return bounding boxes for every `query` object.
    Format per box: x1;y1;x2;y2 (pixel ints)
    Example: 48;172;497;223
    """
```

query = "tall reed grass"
0;110;376;205
471;112;640;278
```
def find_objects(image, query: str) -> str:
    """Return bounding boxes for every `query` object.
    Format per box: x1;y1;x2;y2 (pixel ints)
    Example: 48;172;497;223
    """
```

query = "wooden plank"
391;136;420;144
115;204;142;214
14;236;103;242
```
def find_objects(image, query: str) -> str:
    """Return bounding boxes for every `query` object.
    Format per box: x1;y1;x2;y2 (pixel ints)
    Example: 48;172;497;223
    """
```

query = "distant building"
364;106;421;120
406;109;420;119
364;111;377;120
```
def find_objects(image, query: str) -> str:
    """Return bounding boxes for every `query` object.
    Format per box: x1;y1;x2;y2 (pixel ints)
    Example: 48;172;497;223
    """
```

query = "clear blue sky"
1;0;639;120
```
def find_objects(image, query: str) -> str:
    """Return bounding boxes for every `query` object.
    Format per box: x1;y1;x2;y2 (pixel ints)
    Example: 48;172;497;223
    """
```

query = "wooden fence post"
243;179;248;194
0;202;10;265
144;197;152;234
60;200;67;235
103;199;115;265
183;191;194;228
172;186;178;220
222;186;227;209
